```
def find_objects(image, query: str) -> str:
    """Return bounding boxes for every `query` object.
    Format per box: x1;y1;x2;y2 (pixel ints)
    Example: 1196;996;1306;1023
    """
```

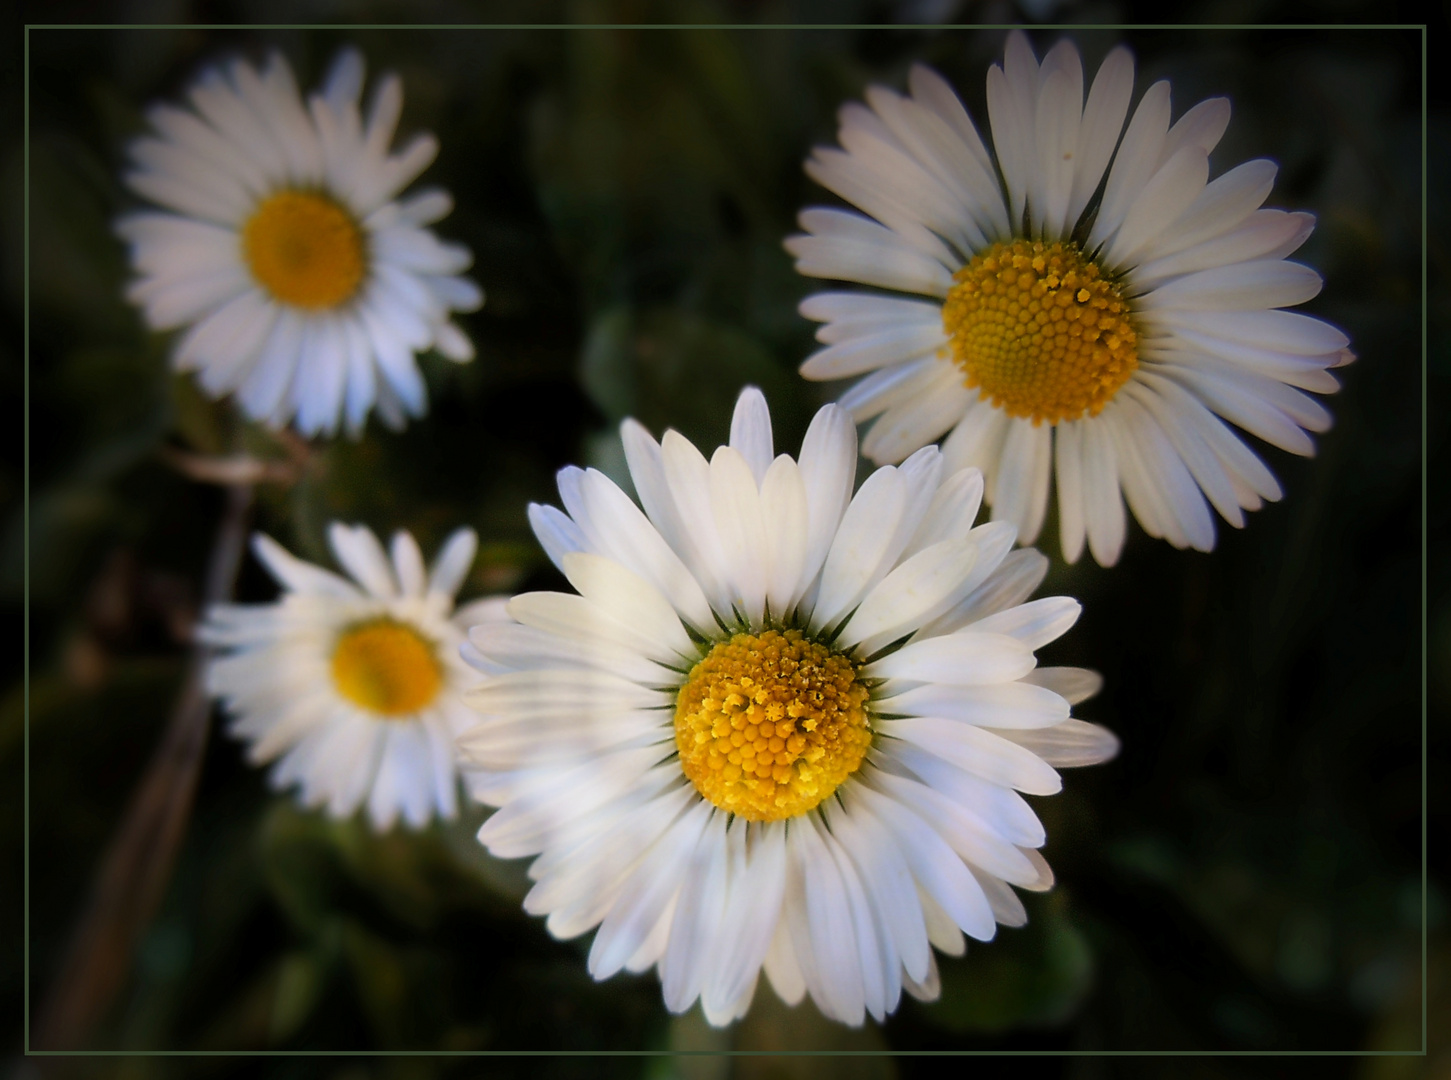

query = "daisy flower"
787;31;1354;566
202;522;501;830
118;47;483;438
457;388;1118;1027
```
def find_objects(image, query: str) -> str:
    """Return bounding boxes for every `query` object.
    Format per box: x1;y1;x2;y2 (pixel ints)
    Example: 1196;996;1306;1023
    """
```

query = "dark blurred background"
6;1;1438;1074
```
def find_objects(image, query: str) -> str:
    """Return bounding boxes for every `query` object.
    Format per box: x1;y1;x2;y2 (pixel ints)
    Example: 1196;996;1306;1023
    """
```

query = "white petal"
822;795;931;984
1127;159;1278;273
875;680;1069;729
1066;45;1135;226
589;800;713;980
368;723;432;830
1113;395;1216;551
786;209;954;297
572;469;717;635
802;291;945;337
328;522;398;599
728;387;774;486
701;821;788;1016
465;621;670;687
1149;358;1329;455
998;719;1121;768
559;552;695;661
908;66;1003;224
1032;66;1081;241
1145;367;1285;503
248;533;358;598
1151;308;1349;356
940;401;1012;503
528;503;587;575
1053;421;1087;563
795;403;858;599
708;446;770;626
990;420;1052;547
877;740;1045;848
1091;80;1172;249
505;590;689;671
1105;144;1210;268
910;523;1024;637
1138;259;1322;313
877;717;1062;796
1125;376;1246;527
809;466;906;633
860;372;975;466
801;322;946;381
865;84;1006;243
1162;96;1231;159
762;904;808;1007
428;528;478;598
538;784;694;939
390;531;427;598
868;769;1039;885
171;287;273;388
850;782;996;941
785;813;866;1026
760;454;810;618
838;356;943;425
661;430;736;617
904;467;984;559
863;630;1035;685
621;421;731;616
970;869;1026;929
1070;416;1123;566
659;811;732;1012
1021;665;1103;706
806;141;966;261
838;539;978;655
465;668;668;715
966;596;1081;650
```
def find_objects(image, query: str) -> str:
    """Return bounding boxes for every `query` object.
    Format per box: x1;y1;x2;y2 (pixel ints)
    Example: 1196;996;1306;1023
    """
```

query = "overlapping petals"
457;389;1117;1026
789;31;1352;565
119;48;483;437
203;523;497;830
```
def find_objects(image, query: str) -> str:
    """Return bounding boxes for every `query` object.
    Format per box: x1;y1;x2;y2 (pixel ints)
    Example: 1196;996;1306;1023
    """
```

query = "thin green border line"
1420;20;1429;1062
20;21;1427;29
21;1050;1432;1059
22;20;31;1062
22;21;1427;1056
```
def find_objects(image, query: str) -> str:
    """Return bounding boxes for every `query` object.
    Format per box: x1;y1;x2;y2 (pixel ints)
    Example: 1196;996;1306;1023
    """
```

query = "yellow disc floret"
942;239;1138;425
242;190;366;310
674;629;871;822
331;618;443;717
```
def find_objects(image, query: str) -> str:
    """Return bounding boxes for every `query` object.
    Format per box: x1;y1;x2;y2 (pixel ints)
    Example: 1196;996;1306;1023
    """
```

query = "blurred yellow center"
331;618;442;717
242;190;365;309
674;629;871;822
942;239;1138;425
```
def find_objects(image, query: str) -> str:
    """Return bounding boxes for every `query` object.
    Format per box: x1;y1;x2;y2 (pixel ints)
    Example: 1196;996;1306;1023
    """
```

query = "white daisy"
202;522;501;831
787;31;1354;566
456;387;1118;1027
118;47;483;438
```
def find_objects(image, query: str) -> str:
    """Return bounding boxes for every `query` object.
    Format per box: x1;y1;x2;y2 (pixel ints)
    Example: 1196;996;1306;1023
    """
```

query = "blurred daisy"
457;387;1117;1027
202;522;500;830
118;48;483;438
788;31;1353;565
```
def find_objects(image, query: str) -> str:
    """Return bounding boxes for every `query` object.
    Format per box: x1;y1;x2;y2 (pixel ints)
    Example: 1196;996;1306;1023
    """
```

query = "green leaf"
921;901;1094;1034
579;305;798;450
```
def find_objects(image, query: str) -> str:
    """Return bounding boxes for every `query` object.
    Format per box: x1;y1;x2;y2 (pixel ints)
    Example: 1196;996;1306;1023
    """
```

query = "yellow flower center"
942;239;1138;425
242;190;366;310
331;618;442;717
674;629;871;822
